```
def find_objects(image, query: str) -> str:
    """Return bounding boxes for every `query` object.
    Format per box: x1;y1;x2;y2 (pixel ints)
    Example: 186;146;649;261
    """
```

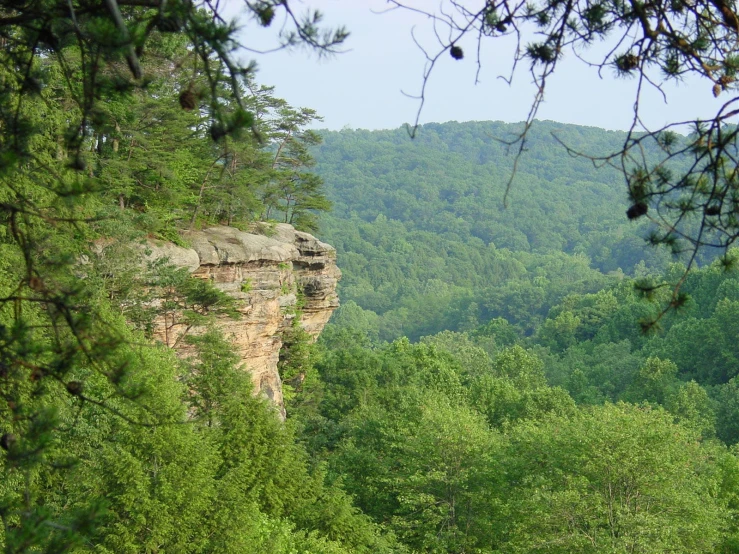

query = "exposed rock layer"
147;224;340;417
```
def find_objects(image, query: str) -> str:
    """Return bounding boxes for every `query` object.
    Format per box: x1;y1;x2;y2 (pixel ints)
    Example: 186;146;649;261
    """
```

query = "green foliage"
664;380;717;438
0;314;397;552
0;17;339;546
279;317;319;410
260;104;332;232
500;403;726;553
715;379;739;445
93;71;332;234
621;356;679;404
6;5;739;549
338;392;500;553
316;121;674;341
309;318;738;553
469;346;576;429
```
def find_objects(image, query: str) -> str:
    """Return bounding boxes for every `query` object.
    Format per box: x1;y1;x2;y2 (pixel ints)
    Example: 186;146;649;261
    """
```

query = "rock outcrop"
145;224;340;417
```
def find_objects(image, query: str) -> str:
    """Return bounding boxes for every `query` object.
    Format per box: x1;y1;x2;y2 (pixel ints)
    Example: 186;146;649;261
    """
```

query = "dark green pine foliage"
89;45;332;236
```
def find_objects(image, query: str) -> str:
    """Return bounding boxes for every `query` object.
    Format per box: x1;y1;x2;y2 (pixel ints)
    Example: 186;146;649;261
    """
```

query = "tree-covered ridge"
269;120;739;553
388;1;739;316
314;120;686;341
318;121;647;257
313;120;739;444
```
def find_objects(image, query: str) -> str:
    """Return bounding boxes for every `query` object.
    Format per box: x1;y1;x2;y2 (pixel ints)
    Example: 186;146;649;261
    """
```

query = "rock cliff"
145;224;340;417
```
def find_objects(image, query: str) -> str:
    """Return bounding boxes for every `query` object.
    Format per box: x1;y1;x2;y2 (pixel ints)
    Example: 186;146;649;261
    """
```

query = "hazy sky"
236;0;726;132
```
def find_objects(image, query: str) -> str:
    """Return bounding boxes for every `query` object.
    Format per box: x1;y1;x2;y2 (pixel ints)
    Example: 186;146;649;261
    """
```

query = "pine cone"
626;202;648;220
719;75;735;89
157;16;182;33
179;90;197;111
616;53;638;72
705;204;722;216
0;433;16;451
66;381;84;396
210;123;227;142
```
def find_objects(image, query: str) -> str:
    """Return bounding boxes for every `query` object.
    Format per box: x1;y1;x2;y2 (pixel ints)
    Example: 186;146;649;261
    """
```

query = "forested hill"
317;120;651;258
312;120;673;340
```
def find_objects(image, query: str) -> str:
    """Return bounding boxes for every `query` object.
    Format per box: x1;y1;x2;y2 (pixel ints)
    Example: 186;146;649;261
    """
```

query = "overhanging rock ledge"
146;223;341;419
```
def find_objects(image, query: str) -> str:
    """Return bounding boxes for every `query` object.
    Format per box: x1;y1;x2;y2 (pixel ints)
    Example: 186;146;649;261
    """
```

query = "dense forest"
281;121;739;553
4;5;739;553
314;121;680;342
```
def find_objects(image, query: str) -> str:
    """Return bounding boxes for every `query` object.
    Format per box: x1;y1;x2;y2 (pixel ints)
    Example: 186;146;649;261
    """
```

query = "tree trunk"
112;122;120;153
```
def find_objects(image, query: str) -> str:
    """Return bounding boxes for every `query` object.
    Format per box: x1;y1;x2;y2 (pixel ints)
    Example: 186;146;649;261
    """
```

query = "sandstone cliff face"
146;224;340;417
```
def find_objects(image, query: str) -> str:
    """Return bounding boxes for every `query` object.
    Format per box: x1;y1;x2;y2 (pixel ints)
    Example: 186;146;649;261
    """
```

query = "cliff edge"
146;223;340;417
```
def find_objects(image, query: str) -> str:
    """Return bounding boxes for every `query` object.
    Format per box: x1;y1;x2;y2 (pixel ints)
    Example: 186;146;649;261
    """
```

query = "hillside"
313;120;675;340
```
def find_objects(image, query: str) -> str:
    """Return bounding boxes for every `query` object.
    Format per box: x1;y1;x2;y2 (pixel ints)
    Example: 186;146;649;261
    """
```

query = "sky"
233;0;727;132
